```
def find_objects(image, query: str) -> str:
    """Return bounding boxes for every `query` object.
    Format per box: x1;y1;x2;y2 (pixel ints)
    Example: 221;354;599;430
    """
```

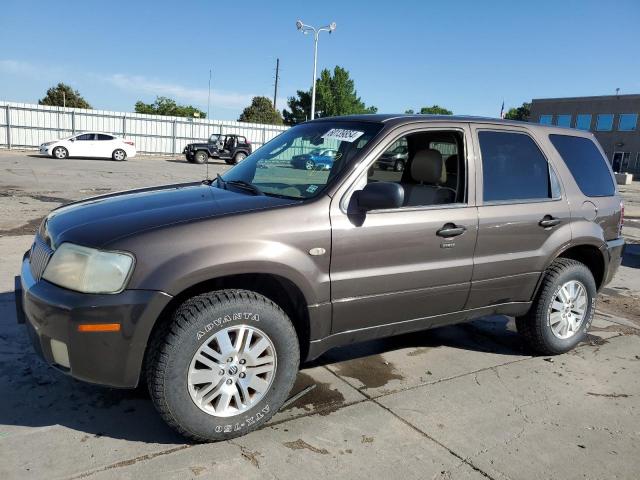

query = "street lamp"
296;20;336;120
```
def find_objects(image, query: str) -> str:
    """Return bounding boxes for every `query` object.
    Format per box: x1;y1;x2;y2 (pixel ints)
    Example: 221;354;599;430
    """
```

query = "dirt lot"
0;150;639;480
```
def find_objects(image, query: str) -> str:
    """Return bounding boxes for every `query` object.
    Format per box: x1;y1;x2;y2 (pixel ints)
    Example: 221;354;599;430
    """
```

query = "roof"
310;113;578;132
532;93;640;103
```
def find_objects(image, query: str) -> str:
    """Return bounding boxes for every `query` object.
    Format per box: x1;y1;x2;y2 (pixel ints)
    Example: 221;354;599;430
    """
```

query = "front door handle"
437;223;467;238
539;215;561;228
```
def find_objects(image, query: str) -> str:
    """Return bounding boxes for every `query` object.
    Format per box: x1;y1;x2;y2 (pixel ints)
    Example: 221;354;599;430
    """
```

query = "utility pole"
207;69;212;119
62;91;66;108
273;58;280;110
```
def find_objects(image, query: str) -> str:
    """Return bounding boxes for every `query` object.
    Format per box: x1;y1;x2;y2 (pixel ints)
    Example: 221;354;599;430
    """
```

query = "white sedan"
39;132;137;161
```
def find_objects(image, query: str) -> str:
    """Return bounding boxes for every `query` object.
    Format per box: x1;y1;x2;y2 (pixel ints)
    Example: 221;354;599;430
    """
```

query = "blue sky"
1;0;638;120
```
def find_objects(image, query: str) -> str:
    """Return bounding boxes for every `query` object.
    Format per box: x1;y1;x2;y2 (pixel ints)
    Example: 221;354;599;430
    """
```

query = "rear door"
96;134;117;157
329;123;479;334
467;125;572;309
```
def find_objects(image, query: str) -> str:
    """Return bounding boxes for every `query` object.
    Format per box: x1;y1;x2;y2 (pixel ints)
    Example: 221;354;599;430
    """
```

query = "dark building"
530;94;640;176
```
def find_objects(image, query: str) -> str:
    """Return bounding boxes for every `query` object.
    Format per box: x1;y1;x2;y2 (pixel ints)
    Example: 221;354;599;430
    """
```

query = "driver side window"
365;130;466;208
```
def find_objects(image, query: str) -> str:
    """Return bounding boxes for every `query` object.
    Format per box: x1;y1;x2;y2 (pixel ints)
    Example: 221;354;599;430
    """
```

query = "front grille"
29;234;54;281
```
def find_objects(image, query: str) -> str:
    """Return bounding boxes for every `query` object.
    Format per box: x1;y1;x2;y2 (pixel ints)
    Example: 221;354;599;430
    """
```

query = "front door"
467;126;572;309
329;125;478;335
70;133;96;157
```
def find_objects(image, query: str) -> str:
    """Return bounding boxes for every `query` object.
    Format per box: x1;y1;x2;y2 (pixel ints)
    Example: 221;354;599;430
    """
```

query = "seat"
403;149;455;206
444;154;459;191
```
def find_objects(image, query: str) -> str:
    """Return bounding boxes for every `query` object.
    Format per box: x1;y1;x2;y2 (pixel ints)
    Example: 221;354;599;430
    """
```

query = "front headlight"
42;243;134;294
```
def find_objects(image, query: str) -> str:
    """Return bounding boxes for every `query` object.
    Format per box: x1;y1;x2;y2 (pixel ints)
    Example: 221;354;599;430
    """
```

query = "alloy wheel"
548;280;588;339
187;325;277;417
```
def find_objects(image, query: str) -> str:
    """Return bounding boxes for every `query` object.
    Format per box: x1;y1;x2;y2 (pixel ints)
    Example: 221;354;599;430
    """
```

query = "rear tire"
112;149;127;161
147;289;300;442
305;160;315;170
516;258;596;355
233;152;247;164
194;151;208;164
53;146;68;159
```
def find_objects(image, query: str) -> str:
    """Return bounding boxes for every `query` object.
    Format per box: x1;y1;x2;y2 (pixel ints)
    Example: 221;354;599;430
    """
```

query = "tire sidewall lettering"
196;312;260;340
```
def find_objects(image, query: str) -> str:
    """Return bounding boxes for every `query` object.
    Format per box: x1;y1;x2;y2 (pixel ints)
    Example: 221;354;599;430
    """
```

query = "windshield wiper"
226;180;264;196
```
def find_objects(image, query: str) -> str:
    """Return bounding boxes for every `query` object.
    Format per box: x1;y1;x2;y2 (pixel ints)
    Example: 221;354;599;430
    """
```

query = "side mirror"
70;138;75;142
357;182;404;211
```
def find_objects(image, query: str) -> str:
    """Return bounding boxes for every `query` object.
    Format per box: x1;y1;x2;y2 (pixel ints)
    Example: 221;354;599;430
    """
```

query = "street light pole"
296;20;336;120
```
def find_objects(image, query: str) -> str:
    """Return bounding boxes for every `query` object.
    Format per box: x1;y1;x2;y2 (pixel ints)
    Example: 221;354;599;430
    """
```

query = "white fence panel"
0;101;289;155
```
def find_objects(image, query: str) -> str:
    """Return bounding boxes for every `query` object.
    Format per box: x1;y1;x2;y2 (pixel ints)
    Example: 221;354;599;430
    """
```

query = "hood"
42;182;298;249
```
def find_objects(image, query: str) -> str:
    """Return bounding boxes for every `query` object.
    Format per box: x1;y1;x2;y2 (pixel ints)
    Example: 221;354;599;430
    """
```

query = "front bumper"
602;237;625;287
17;253;172;388
39;146;52;155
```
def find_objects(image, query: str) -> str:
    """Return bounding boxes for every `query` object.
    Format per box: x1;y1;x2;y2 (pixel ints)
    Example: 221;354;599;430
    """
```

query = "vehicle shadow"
622;243;640;268
26;154;121;162
0;291;183;444
307;315;525;369
164;159;229;166
0;288;522;444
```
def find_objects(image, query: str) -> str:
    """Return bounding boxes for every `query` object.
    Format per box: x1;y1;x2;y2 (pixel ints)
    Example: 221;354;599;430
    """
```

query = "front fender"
148;239;330;305
117;200;333;306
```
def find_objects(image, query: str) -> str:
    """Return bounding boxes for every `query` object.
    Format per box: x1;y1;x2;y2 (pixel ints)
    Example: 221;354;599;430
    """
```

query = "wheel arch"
142;272;312;381
532;242;607;302
556;244;606;290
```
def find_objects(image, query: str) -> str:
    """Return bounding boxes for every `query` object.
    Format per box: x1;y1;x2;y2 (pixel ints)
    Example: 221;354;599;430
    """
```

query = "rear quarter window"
548;135;615;197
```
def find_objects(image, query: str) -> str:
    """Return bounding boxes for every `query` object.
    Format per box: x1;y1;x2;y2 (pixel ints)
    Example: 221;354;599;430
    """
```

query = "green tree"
38;83;92;109
134;96;206;118
283;90;312;125
504;102;531;121
238;96;283;125
404;109;415;114
283;66;377;125
419;105;453;115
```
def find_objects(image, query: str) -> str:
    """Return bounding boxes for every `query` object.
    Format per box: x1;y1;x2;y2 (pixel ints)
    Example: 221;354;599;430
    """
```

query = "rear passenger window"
97;134;114;140
478;131;553;202
549;135;615;197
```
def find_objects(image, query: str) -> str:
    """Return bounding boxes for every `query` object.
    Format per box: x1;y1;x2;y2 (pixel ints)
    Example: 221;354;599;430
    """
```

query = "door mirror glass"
357;182;404;211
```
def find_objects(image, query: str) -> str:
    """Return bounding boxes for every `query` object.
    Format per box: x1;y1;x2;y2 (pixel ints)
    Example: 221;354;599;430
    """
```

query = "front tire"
53;146;68;159
394;160;405;172
112;149;127;161
516;258;596;355
147;290;300;442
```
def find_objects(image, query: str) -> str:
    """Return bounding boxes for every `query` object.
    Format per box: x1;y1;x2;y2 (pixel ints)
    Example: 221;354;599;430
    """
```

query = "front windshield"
221;121;382;199
209;134;221;143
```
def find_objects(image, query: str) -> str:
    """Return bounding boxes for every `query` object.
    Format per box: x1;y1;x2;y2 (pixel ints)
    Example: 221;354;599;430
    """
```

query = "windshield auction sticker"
321;128;364;143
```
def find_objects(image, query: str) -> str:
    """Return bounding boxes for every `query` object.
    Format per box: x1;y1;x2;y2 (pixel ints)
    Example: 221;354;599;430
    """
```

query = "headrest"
411;149;443;184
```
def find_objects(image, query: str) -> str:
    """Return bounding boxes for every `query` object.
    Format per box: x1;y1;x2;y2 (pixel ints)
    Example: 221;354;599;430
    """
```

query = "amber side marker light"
77;323;121;332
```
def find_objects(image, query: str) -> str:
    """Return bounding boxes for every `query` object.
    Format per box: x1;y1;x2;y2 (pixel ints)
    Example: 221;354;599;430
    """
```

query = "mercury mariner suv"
16;114;624;441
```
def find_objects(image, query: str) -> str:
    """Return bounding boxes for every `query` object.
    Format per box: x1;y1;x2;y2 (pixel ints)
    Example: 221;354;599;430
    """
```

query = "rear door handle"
437;223;467;238
539;215;561;228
